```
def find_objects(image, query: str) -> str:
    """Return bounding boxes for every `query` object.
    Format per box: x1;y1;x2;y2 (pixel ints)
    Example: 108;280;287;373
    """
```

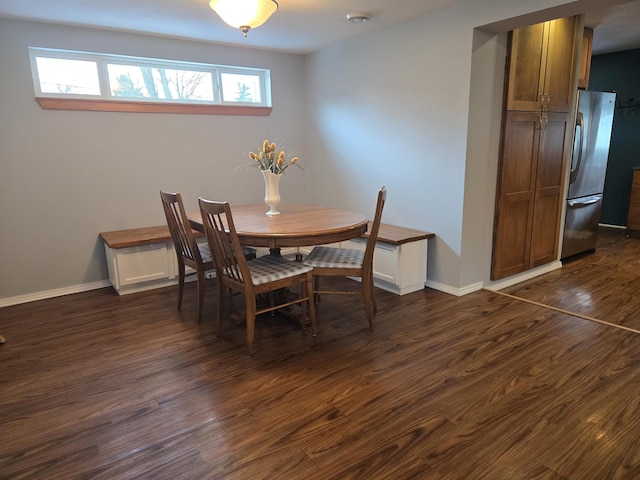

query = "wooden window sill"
35;97;272;116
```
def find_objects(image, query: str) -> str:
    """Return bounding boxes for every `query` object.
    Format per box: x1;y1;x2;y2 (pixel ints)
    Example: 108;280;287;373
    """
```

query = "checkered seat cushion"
197;243;213;263
237;255;313;286
198;244;256;278
197;243;256;263
303;246;364;269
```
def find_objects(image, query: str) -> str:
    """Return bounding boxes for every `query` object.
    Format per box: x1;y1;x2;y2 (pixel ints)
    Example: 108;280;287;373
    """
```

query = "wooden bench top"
100;226;173;249
362;222;435;245
100;223;434;249
100;225;204;249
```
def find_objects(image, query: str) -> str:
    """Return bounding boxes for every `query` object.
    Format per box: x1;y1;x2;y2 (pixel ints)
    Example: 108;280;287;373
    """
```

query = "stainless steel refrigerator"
561;90;616;259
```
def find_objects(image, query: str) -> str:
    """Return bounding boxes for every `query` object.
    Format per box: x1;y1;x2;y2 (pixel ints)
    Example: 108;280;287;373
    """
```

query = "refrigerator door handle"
569;110;584;184
568;196;601;208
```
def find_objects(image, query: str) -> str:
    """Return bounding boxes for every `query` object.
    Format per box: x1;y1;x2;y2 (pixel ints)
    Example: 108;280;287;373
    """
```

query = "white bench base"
100;224;434;297
100;227;197;296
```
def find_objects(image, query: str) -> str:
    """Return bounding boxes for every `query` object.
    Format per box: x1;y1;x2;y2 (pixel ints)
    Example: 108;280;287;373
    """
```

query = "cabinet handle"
540;112;548;130
539;93;550;110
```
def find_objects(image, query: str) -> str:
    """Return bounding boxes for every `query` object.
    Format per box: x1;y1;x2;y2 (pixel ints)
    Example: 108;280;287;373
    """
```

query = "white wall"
305;0;600;294
460;29;507;291
0;19;308;301
306;8;471;291
0;0;607;304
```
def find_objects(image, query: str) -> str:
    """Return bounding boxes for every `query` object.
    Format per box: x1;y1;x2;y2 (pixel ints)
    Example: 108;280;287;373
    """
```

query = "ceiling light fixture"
209;0;278;37
346;13;371;24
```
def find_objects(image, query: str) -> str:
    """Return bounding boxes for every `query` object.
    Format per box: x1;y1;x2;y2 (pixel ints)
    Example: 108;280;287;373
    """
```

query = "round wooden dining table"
188;203;368;251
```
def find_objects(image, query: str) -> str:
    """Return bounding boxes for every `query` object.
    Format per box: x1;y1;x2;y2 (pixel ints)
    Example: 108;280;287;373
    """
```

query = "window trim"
29;47;272;115
34;97;272;115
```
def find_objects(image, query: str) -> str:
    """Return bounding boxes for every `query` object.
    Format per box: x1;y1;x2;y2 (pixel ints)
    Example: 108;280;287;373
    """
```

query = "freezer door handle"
568;196;601;208
569;111;584;185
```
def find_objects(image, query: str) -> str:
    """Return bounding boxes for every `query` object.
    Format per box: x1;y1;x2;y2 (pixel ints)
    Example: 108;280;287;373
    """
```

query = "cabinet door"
506;16;579;113
506;23;547;112
529;112;572;267
341;238;398;283
371;242;398;284
491;111;571;279
544;16;580;112
492;111;540;279
578;27;593;89
116;243;174;287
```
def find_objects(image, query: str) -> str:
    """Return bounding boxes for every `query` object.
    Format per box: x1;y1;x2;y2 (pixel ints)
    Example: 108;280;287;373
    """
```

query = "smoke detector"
346;13;370;23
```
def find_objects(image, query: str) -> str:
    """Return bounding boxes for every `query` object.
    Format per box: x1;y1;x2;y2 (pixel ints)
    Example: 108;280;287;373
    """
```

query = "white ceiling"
0;0;457;54
0;0;639;55
584;1;640;55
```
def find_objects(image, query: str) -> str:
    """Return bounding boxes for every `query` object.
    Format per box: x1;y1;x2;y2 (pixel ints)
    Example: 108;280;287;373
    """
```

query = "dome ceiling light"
209;0;278;37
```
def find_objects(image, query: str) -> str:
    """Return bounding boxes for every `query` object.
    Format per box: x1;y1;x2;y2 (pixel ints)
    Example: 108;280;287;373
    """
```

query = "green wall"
590;48;640;226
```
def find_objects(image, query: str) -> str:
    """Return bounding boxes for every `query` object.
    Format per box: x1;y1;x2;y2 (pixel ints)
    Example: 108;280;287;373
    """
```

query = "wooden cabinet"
506;16;580;113
578;28;593;89
627;169;640;237
492;111;572;278
492;16;580;281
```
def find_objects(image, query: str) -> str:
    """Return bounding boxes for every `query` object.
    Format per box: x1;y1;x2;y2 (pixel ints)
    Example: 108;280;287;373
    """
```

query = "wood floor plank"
502;227;640;330
1;228;640;478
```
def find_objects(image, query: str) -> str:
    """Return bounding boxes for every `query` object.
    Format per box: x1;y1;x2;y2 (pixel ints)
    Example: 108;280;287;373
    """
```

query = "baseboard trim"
0;260;564;307
0;280;112;308
425;280;484;297
484;261;562;292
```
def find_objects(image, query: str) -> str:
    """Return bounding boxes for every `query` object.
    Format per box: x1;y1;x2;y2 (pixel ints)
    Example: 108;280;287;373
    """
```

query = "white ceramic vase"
262;170;281;216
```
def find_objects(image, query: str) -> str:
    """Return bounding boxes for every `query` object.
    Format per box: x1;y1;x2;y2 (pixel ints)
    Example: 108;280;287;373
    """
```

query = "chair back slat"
199;198;250;286
160;191;201;264
363;186;387;269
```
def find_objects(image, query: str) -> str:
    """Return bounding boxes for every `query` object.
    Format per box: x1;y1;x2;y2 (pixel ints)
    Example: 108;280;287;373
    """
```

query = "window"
36;57;101;95
106;63;215;102
29;48;272;115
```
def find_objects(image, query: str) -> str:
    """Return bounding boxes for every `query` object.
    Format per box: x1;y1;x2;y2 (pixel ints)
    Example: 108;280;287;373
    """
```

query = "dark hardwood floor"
2;227;640;479
501;226;640;331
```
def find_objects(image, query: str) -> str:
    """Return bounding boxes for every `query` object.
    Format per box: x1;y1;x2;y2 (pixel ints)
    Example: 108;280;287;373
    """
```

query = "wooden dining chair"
160;191;216;323
199;197;316;355
303;187;387;329
160;191;255;323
